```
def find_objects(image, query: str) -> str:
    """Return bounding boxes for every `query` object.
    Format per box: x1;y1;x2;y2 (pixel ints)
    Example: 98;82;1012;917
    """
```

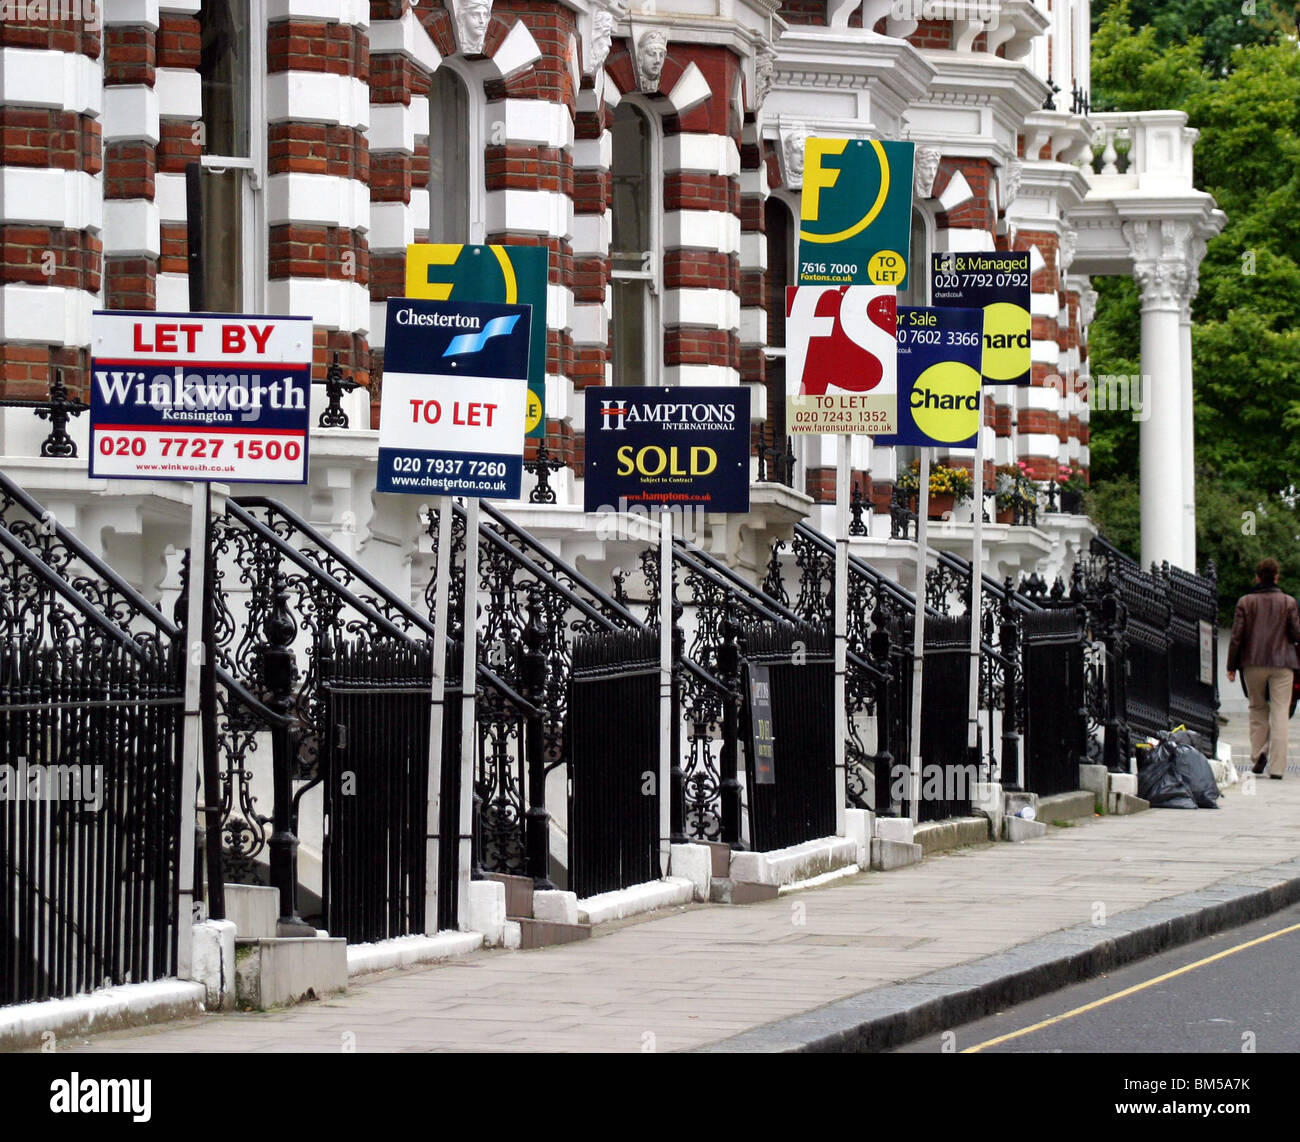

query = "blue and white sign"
583;387;750;513
876;306;985;448
377;297;532;498
89;311;313;483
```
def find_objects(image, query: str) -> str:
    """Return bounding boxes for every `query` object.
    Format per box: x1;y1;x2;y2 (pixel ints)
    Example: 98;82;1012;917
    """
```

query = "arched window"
609;102;658;385
428;67;474;243
900;207;930;307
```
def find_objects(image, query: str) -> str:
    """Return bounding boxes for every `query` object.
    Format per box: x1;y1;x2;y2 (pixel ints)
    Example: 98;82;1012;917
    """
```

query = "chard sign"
930;252;1032;386
89;311;313;483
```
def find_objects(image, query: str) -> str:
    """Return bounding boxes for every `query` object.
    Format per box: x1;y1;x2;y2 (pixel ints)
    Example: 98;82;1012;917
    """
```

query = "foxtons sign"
930;252;1032;386
799;138;915;289
583;387;749;513
89;311;312;483
378;297;532;498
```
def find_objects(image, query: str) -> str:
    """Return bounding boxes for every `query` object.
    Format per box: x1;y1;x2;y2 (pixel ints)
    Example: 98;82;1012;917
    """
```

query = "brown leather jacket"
1227;585;1300;671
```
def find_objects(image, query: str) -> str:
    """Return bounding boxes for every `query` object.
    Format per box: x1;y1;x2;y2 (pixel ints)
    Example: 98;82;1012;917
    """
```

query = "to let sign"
89;311;312;483
378;297;531;498
784;285;898;435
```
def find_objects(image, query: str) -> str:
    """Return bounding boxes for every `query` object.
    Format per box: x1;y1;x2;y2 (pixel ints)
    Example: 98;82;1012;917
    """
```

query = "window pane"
200;0;250;158
429;69;470;243
901;209;928;306
611;279;648;386
610;104;650;274
201;170;243;313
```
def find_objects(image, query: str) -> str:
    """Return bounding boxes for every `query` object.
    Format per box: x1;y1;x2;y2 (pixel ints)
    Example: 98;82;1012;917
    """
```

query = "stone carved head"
455;0;493;57
637;30;668;92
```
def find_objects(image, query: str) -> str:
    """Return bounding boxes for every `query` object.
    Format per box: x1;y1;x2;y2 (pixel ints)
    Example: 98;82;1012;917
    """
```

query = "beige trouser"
1243;666;1292;777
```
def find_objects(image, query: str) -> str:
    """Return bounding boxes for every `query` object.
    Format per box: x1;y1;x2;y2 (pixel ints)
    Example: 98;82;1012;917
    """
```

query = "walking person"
1227;557;1300;779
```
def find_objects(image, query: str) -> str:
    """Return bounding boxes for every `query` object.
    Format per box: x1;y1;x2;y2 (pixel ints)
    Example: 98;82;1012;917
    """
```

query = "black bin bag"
1169;728;1221;809
1137;736;1198;809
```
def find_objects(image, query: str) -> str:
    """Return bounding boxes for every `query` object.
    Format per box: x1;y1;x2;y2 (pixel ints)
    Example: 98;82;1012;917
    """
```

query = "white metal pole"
833;434;850;837
966;396;985;770
908;450;931;825
424;495;453;935
658;505;673;879
457;496;481;929
175;482;206;976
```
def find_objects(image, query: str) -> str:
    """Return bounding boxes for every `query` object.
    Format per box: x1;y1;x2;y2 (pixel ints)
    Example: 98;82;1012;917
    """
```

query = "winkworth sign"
378;297;531;498
89;311;312;483
583;387;749;513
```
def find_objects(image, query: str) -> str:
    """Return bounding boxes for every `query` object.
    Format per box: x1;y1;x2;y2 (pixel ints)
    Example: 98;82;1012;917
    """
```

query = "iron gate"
319;640;463;942
1021;608;1088;796
567;627;660;898
917;614;974;821
1;481;185;1004
741;622;836;852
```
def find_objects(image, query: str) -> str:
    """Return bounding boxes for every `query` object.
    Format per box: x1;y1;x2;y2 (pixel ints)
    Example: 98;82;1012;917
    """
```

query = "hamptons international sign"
799;138;915;289
583;387;749;513
377;297;531;498
89;311;312;483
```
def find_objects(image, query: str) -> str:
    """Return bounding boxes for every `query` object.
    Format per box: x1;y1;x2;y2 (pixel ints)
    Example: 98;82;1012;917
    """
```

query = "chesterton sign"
583;387;750;513
378;297;531;498
930;252;1032;386
89;311;312;483
784;285;899;435
405;243;548;438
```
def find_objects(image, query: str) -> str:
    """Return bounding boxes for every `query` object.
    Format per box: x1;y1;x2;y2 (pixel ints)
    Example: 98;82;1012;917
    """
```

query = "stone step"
697;840;732;879
709;878;780;905
485;872;534;920
1036;790;1098;826
222;883;279;941
234;936;347;1010
514;918;592;950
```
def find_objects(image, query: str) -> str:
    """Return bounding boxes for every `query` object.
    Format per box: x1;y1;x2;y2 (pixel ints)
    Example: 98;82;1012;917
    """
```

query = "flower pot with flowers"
1055;465;1087;514
995;462;1038;524
899;459;973;519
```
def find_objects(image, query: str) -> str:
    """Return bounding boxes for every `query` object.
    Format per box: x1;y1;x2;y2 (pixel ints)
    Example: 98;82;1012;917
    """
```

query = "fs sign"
378;297;531;498
784;286;898;435
405;243;548;438
89;311;312;483
583;387;750;513
799;138;915;289
931;251;1032;386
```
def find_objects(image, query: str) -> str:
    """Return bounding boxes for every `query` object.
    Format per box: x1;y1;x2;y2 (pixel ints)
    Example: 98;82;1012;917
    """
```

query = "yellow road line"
963;919;1300;1053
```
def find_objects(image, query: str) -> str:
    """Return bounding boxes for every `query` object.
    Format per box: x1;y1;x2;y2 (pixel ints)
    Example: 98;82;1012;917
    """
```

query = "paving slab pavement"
51;718;1300;1054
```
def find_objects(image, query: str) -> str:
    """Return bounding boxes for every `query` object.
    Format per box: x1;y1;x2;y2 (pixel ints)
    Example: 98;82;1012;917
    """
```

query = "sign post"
584;386;750;865
378;295;533;928
931;252;1031;784
89;309;313;944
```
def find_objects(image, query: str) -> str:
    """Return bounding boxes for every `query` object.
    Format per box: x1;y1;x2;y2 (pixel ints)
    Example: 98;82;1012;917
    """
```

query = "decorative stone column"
1179;235;1206;571
1124;218;1192;570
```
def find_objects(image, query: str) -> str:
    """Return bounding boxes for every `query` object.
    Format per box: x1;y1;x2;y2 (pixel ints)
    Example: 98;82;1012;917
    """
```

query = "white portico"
1074;111;1225;573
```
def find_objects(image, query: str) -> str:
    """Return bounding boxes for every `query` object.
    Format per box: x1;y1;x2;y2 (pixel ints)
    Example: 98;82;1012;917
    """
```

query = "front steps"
218;884;348;1010
485;873;592;948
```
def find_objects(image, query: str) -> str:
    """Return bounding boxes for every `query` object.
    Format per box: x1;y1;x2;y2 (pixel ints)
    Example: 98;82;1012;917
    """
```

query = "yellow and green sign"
406;244;547;436
798;139;916;289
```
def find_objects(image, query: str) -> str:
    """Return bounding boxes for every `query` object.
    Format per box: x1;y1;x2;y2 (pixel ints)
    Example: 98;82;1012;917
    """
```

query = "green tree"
1087;5;1300;612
